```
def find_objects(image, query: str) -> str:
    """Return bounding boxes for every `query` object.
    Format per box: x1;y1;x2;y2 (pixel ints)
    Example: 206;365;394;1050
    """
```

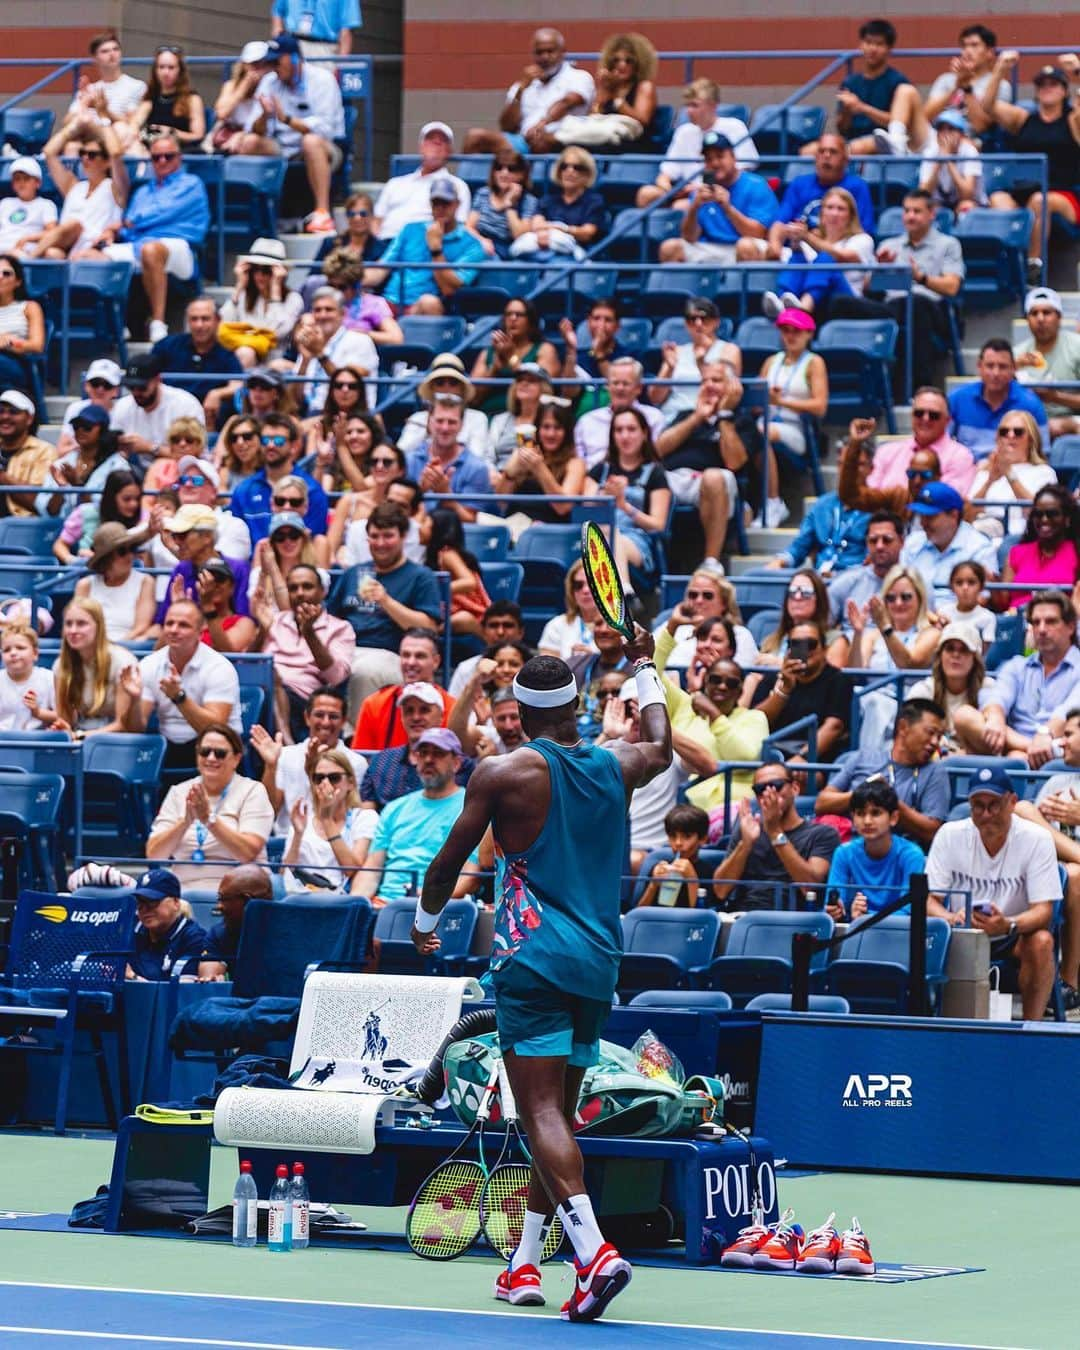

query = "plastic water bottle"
657;853;683;907
290;1162;310;1249
268;1163;292;1252
231;1160;258;1248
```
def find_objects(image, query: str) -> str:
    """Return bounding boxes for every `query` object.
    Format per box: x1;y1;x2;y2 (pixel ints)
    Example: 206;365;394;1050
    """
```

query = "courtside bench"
104;1114;777;1263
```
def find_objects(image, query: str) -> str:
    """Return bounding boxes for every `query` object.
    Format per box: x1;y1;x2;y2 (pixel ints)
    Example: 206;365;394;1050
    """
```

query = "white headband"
512;674;579;708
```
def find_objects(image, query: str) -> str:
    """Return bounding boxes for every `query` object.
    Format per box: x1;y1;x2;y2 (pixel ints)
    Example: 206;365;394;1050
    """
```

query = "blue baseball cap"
269;511;309;536
908;481;964;516
134;867;182;904
71;403;110;429
968;765;1016;799
934;108;969;134
268;33;301;56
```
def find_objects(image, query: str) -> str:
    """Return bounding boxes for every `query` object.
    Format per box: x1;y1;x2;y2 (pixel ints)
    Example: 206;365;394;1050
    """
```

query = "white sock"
558;1193;604;1265
887;119;908;154
511;1210;549;1271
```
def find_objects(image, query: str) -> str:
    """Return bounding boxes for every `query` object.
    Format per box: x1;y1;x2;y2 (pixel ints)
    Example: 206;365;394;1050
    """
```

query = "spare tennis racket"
581;520;635;640
405;1057;500;1260
479;1060;564;1262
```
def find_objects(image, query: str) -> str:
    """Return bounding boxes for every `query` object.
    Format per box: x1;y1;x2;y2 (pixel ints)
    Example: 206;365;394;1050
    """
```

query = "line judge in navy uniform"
127;867;208;982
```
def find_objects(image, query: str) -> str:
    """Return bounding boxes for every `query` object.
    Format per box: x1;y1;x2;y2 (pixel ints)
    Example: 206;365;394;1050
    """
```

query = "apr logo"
842;1073;913;1108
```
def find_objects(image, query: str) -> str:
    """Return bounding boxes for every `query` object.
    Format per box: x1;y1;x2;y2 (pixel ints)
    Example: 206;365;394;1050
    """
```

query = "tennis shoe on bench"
797;1212;841;1273
752;1211;804;1269
836;1217;876;1275
495;1264;544;1306
720;1206;793;1267
560;1242;632;1322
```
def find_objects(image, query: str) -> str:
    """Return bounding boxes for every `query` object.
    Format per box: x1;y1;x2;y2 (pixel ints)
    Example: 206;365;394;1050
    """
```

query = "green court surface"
0;1132;1072;1349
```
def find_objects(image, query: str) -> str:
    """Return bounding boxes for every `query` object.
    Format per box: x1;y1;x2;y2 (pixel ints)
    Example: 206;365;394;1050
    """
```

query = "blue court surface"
0;1283;1019;1350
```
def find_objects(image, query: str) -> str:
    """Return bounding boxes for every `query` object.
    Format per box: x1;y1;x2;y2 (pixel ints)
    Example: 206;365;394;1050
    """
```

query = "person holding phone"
659;131;777;267
750;621;850;760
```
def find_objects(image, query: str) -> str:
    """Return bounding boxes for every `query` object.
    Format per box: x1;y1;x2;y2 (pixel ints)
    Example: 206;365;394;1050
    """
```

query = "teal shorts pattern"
492;960;611;1068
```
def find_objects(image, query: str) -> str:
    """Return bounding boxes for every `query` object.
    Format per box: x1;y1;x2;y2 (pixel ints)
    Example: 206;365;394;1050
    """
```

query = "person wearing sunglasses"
465;148;539;259
154;503;253;627
301;362;371;482
216;415;264;490
537;561;599;661
1015;285;1080;440
316;249;403;348
843;390;976;510
1001;485;1080;610
74;521;156;643
0;155;58;257
948;338;1049;463
969;410;1055;540
110;352;206;465
283;749;376;893
141;414;207;499
89;133;209;345
510;149;609;263
130;45;206;152
250;504;320;616
751;621;850;761
54;359;123;456
659;567;758;672
0;253;45;400
713;764;841;912
126;867;209;983
174;453;252;560
229;411;328;546
900;479;1000;607
769;436;873;576
317;192;380;267
36;402;126;520
650;296;742;425
146;722;273;887
252;562;355;743
398;356;489;461
150;298;244;424
844;564;939;672
0;388;53;517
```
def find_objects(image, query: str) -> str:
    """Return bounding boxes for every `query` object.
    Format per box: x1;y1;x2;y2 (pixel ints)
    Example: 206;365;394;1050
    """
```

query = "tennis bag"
443;1032;717;1139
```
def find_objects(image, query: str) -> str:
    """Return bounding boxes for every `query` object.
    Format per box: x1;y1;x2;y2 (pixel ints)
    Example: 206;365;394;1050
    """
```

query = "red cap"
292;1162;305;1174
276;1164;288;1177
240;1160;252;1173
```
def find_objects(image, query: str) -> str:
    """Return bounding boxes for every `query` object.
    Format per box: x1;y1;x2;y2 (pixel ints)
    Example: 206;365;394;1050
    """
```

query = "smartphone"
789;637;812;663
975;903;995;916
702;171;718;187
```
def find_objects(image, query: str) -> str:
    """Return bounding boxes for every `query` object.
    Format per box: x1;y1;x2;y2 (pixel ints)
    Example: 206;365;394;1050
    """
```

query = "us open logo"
842;1073;913;1108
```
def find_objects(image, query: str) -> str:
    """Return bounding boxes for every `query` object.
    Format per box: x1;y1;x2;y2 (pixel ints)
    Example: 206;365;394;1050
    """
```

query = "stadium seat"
600;157;659;207
696;910;834;1006
0;107;54;155
747;607;782;645
826;914;951;1014
954;209;1032;309
715;103;751;125
1048;434;1080;491
463;522;511;562
518;558;570;644
734;315;782;375
576;314;653;357
745;992;851;1014
618;907;722;999
653;314;732;347
223;157;286;247
512;523;582;566
81;734;166;855
534;266;619;323
0;888;134;1134
942;755;1017;808
374;898;478;977
815;318;899;432
642;267;725;318
0;771;65;890
398;315;468;351
876;204;954;239
479;561;523;603
858;157;919;211
629;989;733;1011
0;516;63;556
748;104;826;156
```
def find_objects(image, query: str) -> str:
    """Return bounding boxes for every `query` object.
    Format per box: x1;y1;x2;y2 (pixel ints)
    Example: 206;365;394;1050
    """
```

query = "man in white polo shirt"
373;122;470;240
175;454;252;560
120;598;242;773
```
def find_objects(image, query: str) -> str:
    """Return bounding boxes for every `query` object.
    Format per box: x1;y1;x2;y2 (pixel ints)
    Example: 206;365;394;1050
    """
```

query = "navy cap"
702;131;733;152
967;764;1016;799
908;480;964;516
134;867;182;905
1034;65;1069;88
268;33;301;56
72;404;110;429
125;352;161;387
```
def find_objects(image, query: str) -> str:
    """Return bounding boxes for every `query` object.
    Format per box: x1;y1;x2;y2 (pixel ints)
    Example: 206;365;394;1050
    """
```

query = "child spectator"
825;779;926;920
936;560;996;651
0;623;54;729
426;509;491;638
636;804;711;907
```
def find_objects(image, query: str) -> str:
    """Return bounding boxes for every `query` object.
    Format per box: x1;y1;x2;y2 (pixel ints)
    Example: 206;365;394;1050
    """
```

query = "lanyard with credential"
193;782;228;863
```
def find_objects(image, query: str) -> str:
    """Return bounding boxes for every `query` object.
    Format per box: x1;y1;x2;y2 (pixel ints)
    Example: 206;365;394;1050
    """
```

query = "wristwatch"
881;625;895;638
771;832;790;847
1008;920;1018;940
172;690;187;705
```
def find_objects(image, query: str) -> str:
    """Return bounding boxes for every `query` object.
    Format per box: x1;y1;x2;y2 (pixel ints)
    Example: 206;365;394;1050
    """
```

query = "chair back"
479;561;523;603
629;989;733;1010
6;889;134;994
621;907;721;969
724;910;834;973
232;898;375;1000
745;992;850;1013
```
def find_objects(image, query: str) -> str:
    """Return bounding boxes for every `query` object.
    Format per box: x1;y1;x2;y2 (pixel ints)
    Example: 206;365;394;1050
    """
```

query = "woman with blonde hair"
283;747;377;892
249;502;323;608
665;567;758;671
549;33;658;150
538;558;599;659
143;416;206;498
510;151;609;261
763;186;875;319
40;597;136;734
968;409;1055;538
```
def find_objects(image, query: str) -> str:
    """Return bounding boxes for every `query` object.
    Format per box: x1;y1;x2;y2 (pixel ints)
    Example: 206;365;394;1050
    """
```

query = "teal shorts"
493;960;610;1068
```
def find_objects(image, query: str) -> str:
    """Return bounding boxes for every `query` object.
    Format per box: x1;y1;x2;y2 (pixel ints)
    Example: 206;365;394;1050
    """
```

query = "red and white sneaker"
494;1264;544;1306
836;1217;876;1275
304;209;336;234
560;1242;632;1322
721;1206;794;1268
752;1212;804;1269
797;1212;841;1273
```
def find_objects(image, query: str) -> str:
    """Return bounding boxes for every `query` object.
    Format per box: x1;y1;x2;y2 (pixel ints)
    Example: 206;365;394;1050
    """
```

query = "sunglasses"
686;589;716;600
197;745;230;760
572;578;590;591
503;309;529;319
151;151;178;163
108;544;132;558
370;456;398;468
538;394;572;408
332;380;361;391
752;779;790;796
178;474;208;486
273;495;305;508
72;420;100;432
0;269;16;280
171;435;200;444
1032;507;1064;520
79;148;105;160
560;163;587;173
787;585;815;599
312;771;346;785
705;673;742;690
432;392;463;406
941;642;972;656
155;44;182;55
261;435;288;447
906;468;936;480
274;528;303;542
997;426;1026;438
885;591;916;603
686;313;713;324
347;208;369;218
231;429;258;441
911;408;944;421
86;379;113;390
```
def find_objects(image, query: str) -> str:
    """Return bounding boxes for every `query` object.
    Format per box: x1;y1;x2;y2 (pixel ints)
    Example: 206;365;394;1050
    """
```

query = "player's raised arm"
607;623;673;791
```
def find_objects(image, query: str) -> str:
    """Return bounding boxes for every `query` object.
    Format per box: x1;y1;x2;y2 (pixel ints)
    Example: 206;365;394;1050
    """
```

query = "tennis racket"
405;1057;500;1260
479;1060;564;1262
581;520;635;640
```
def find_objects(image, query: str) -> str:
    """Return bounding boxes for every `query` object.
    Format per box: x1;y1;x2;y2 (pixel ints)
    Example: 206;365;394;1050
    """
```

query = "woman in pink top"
1002;485;1080;608
847;389;976;496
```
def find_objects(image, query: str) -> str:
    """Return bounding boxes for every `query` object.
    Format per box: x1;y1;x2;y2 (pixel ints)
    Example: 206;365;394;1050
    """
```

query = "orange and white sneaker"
721;1206;793;1268
494;1264;544;1306
797;1212;841;1273
304;209;336;234
560;1242;632;1322
836;1217;876;1275
752;1212;804;1269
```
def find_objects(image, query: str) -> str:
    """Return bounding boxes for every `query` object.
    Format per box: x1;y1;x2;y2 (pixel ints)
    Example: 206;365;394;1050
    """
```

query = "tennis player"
413;624;672;1320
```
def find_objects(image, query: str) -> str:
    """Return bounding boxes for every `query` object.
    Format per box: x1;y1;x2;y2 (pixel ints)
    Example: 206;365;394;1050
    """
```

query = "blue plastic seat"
748;104;826;156
0;888;134;1134
826;914;951;1014
0;770;64;890
464;522;511;562
375;898;479;977
600;157;659;206
223;157;287;246
512;523;582;566
575;314;652;356
642;267;726;318
954;208;1032;309
876;204;954;239
518;558;569;644
815;318;899;432
0;515;63;557
534;267;619;323
697;911;834;1006
81;734;166;855
1048;434;1080;491
479;561;523;604
0;108;54;154
618;908;722;999
629;989;733;1011
745;992;850;1013
600;207;682;265
398;315;468;351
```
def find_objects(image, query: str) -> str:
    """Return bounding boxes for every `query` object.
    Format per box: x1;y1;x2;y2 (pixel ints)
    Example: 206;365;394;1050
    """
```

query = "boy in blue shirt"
826;779;925;920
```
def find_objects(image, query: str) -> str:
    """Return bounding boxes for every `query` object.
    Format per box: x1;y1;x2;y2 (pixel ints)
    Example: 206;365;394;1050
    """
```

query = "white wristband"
414;902;440;934
635;662;666;711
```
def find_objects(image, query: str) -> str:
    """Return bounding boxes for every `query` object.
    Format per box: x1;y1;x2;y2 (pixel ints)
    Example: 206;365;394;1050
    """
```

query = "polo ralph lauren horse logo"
311;1060;337;1085
363;1002;389;1060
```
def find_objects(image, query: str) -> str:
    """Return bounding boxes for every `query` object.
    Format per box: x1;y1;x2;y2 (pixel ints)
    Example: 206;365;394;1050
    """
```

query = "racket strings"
481;1162;565;1261
407;1160;486;1259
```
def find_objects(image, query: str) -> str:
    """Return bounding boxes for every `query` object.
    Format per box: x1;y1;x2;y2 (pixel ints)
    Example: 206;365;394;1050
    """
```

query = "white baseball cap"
396;681;443;708
240;40;270;65
420;120;454;143
1025;286;1063;314
0;390;35;415
10;156;42;181
178;455;220;488
85;358;124;387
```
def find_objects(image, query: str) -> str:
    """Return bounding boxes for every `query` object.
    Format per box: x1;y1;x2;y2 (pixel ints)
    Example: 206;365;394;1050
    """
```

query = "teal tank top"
491;738;628;998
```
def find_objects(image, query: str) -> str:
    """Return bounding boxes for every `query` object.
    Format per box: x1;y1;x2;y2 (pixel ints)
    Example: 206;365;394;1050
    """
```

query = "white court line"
0;1280;1021;1350
0;1332;343;1350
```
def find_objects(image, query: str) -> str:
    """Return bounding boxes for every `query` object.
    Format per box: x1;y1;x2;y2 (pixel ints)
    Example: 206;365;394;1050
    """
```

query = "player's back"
491;737;627;998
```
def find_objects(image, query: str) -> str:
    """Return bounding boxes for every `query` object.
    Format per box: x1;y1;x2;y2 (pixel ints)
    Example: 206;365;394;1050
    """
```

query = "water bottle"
268;1163;292;1252
290;1162;310;1249
231;1160;258;1248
